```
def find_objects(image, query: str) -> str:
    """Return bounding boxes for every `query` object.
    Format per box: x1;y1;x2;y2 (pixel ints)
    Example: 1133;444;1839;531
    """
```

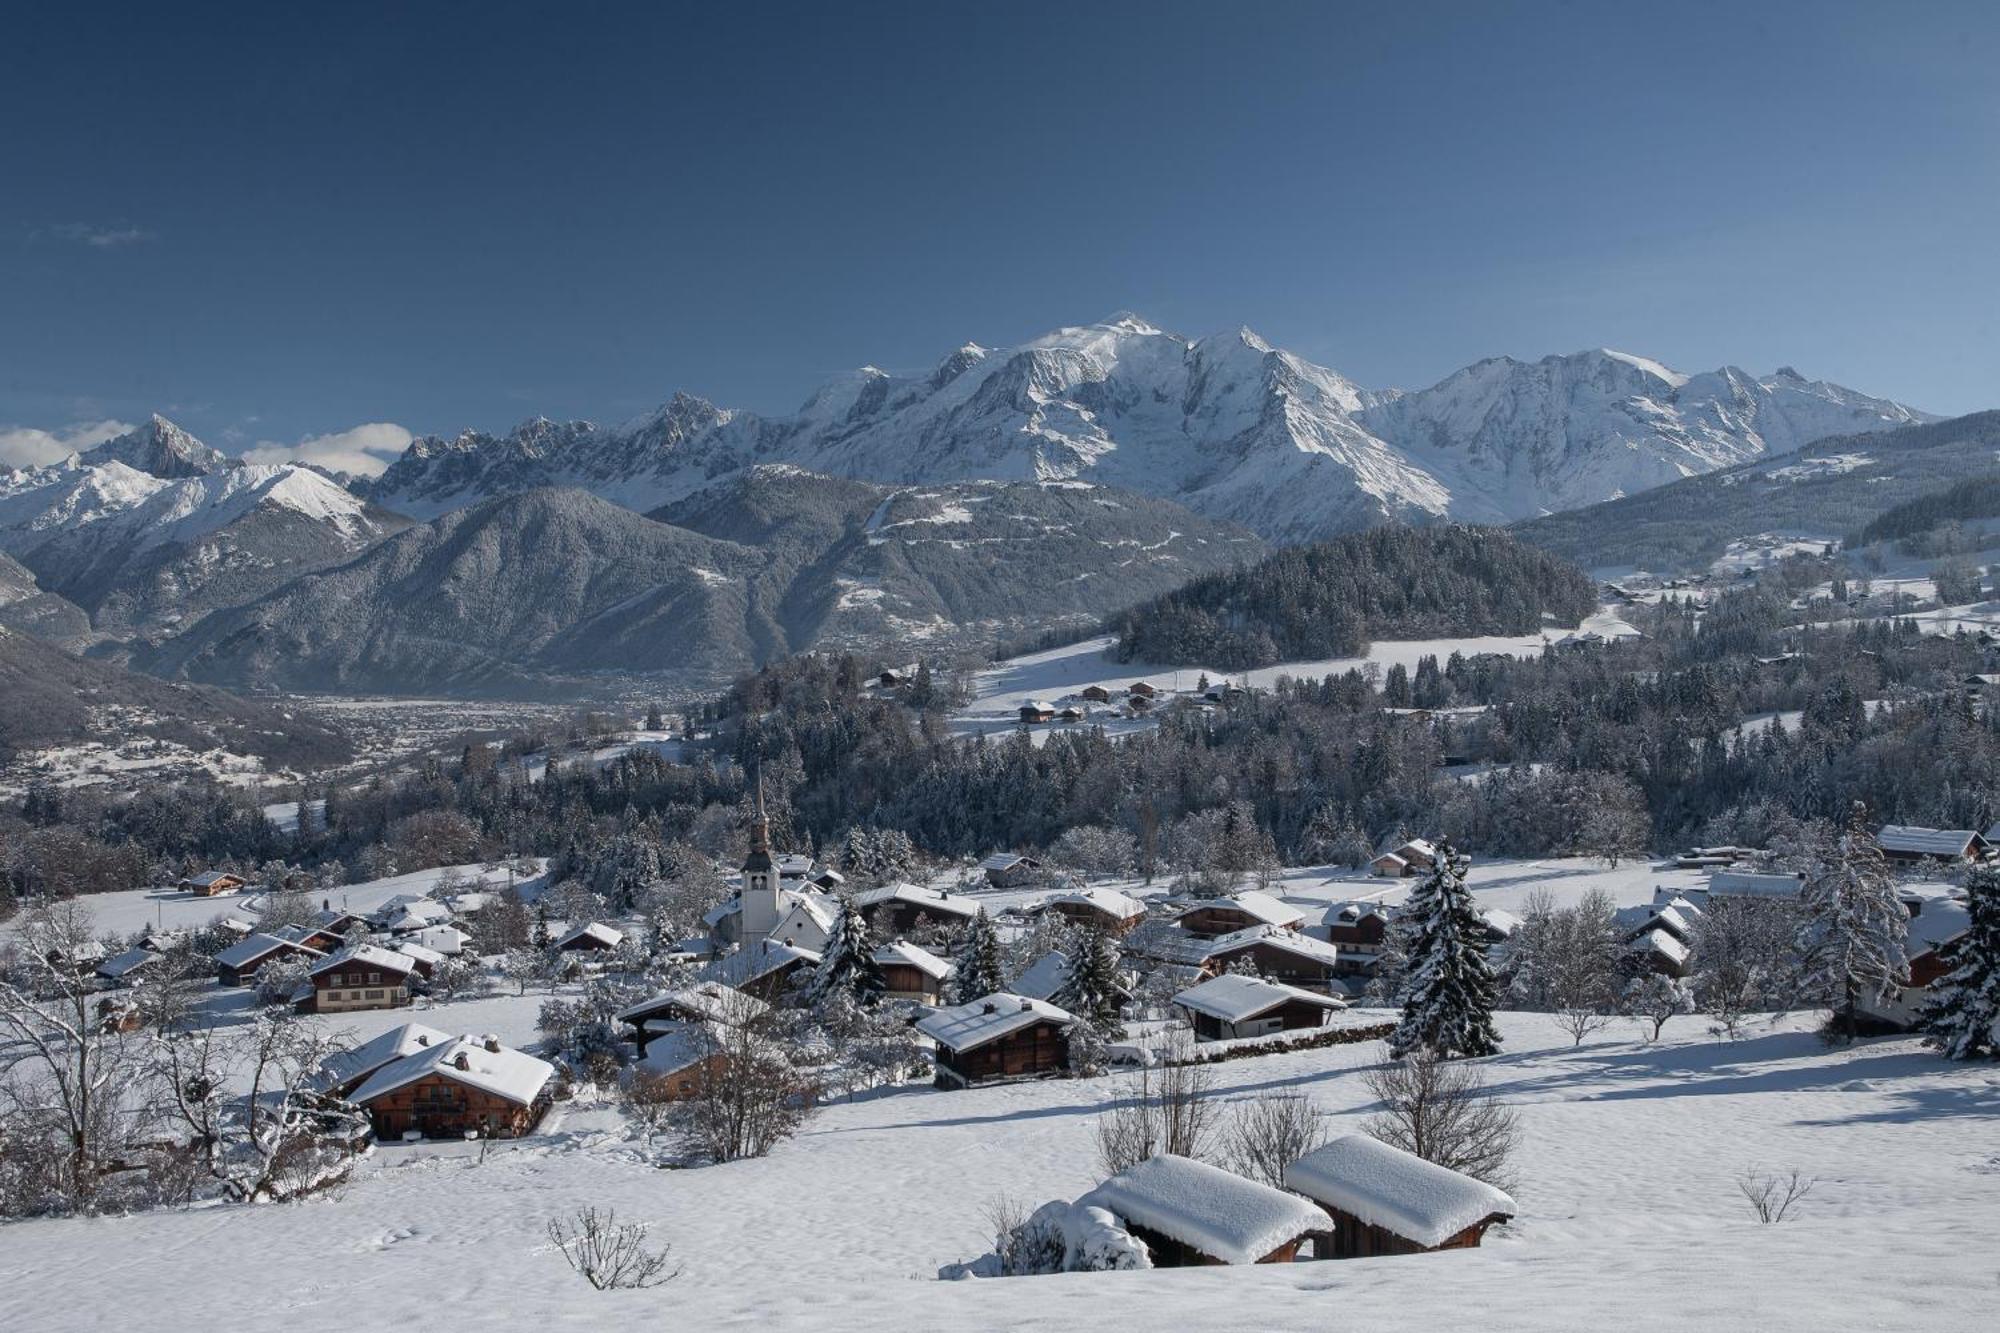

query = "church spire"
750;769;771;857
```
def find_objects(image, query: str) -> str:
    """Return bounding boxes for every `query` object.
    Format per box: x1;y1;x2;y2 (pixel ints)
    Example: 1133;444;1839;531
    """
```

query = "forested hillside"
1109;526;1597;669
1851;474;2000;547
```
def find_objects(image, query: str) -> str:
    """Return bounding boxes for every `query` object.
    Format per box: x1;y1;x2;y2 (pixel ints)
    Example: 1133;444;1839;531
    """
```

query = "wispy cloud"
243;422;413;478
37;222;155;248
0;418;134;469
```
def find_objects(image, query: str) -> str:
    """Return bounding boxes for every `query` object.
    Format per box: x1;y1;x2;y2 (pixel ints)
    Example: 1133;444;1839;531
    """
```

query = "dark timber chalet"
179;870;247;897
1176;891;1305;937
916;992;1076;1088
213;932;324;987
854;882;984;934
1078;1154;1331;1267
874;939;955;1004
1038;886;1148;934
1285;1135;1516;1259
347;1034;556;1140
1172;973;1346;1042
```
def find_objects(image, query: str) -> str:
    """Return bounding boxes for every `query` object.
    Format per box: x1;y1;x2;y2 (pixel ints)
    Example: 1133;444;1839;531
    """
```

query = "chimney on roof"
416;1033;430;1046
1019;999;1031;1011
482;1034;501;1053
453;1052;470;1071
981;1002;997;1014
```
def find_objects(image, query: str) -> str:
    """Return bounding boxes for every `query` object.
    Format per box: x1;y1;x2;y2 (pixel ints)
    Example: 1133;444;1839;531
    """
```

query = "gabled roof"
1040;887;1148;920
319;1022;452;1091
873;938;954;979
619;980;770;1028
1627;928;1690;967
854;881;983;919
700;939;822;991
216;932;323;969
1079;1154;1332;1265
1321;900;1389;926
1177;891;1303;929
1478;908;1525;938
1285;1135;1516;1248
395;941;445;967
348;1034;555;1108
412;924;472;953
979;853;1035;872
183;870;241;887
915;992;1075;1053
1395;838;1438;860
1201;925;1342;968
1906;895;1973;960
309;943;416;979
776;853;817;876
1877;825;1984;857
1012;950;1072;1003
96;946;161;980
1172;973;1347;1024
556;921;624;950
634;1025;719;1078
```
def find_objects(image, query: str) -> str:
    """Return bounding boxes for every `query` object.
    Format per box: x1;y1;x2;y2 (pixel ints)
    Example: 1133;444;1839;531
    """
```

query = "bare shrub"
1095;1031;1216;1174
1222;1091;1329;1189
982;1192;1065;1276
1362;1047;1518;1189
1737;1167;1816;1223
547;1206;679;1289
670;1016;819;1163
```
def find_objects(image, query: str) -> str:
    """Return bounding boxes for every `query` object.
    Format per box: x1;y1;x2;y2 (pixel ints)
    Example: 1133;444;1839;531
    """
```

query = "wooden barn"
555;921;624;953
214;932;324;987
1039;887;1148;934
855;881;985;933
348;1034;556;1141
628;1026;730;1101
1198;927;1344;992
1285;1135;1516;1259
1018;700;1056;724
916;993;1076;1088
1177;891;1305;937
1369;839;1438;879
1078;1154;1331;1267
874;939;955;1004
179;870;247;897
1080;684;1112;703
1876;825;1991;867
304;944;418;1014
980;853;1042;889
1128;681;1158;698
1172;973;1346;1042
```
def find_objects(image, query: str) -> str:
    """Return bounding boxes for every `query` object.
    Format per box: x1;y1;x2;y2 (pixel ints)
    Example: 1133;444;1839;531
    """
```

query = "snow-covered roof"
556;921;624;950
1041;887;1148;920
874;938;954;979
183;870;240;887
700;939;822;991
1079;1154;1332;1264
854;881;983;919
619;980;769;1027
395;941;445;967
348;1034;555;1109
1628;928;1691;966
1396;838;1438;860
1479;908;1525;938
319;1022;452;1091
1203;925;1342;967
1177;891;1303;929
1285;1135;1516;1248
1877;826;1983;857
634;1025;717;1078
776;853;817;876
979;853;1034;871
216;932;322;969
309;943;416;979
1707;870;1805;898
1012;950;1072;1002
95;946;160;980
1321;900;1389;925
1906;896;1973;959
915;992;1075;1053
1172;973;1346;1024
412;924;472;953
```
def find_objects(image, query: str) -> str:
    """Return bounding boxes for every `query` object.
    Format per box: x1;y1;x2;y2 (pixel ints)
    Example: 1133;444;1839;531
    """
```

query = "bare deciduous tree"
1222;1091;1329;1189
669;1014;819;1163
1362;1048;1519;1189
1736;1167;1816;1222
1095;1030;1216;1174
547;1206;679;1289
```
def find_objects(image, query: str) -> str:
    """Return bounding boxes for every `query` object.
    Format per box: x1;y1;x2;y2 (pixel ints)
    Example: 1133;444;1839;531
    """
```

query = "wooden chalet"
1078;1154;1330;1267
95;946;162;987
1857;891;1974;1030
1177;891;1305;937
1128;681;1158;698
1080;684;1112;703
1039;887;1148;933
319;1022;453;1098
555;921;624;953
348;1034;555;1140
214;932;323;987
874;939;955;1004
629;1026;730;1101
700;938;822;1001
1315;902;1390;981
305;945;418;1014
1876;825;1991;866
980;853;1042;889
1019;700;1056;724
916;992;1076;1088
1198;927;1344;992
1057;706;1084;723
1173;973;1346;1042
1369;839;1437;879
1285;1135;1516;1259
179;870;247;897
855;881;984;933
618;982;770;1057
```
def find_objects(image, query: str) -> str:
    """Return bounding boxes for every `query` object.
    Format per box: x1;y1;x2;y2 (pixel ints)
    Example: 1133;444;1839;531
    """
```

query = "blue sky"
4;0;1997;471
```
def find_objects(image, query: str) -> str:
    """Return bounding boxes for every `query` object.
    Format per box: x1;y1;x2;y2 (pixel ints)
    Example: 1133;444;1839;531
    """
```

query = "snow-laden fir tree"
808;895;886;1009
1798;804;1908;1043
1389;841;1501;1059
1918;862;2000;1060
1055;924;1126;1039
950;911;1007;1004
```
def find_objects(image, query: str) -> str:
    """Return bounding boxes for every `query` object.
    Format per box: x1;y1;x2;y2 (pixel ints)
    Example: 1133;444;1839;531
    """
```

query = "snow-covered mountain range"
365;316;1933;540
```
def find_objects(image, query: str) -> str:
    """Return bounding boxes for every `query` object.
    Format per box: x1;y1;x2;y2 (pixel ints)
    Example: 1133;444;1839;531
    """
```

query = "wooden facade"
216;940;314;987
1123;1221;1308;1268
933;1019;1070;1088
1045;900;1145;934
1309;1206;1506;1260
880;961;947;1004
1180;903;1301;936
1202;940;1338;991
359;1072;550;1140
310;965;413;1014
1186;995;1334;1042
180;871;246;897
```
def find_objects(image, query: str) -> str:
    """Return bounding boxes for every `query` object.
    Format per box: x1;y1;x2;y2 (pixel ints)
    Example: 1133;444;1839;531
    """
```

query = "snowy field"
951;612;1642;743
1;1010;1991;1332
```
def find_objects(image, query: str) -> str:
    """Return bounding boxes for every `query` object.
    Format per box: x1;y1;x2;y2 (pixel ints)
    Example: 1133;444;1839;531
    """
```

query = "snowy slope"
77;413;237;478
365;317;1931;542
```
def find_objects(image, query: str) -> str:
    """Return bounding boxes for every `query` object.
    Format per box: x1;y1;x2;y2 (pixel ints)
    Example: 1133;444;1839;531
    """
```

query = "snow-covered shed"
1626;927;1692;978
179;870;246;897
1012;950;1072;1003
980;853;1043;889
1284;1134;1516;1258
348;1034;555;1140
1199;926;1343;991
1172;973;1346;1042
1176;891;1305;937
916;992;1076;1088
1078;1154;1331;1266
873;938;955;1004
94;946;161;985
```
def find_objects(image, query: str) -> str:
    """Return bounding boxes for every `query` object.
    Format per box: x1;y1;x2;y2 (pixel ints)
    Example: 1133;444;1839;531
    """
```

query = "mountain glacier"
364;316;1932;541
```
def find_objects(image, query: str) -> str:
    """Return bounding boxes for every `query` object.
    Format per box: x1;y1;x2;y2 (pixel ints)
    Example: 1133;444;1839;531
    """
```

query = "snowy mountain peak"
1101;311;1163;335
79;415;235;479
1597;349;1690;389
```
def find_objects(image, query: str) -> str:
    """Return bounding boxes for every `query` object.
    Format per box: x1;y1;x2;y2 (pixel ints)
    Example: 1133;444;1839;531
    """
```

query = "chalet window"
366;989;384;1000
368;972;381;983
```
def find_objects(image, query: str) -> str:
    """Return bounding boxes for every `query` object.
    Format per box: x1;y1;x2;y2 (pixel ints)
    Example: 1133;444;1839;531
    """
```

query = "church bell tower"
739;774;781;943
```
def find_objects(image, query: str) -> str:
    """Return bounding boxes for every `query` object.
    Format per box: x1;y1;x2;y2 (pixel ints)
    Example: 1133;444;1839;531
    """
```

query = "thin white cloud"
0;418;133;469
243;422;413;477
43;222;154;248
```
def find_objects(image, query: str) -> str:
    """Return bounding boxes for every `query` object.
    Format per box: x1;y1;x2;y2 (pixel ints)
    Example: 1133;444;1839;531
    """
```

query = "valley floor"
3;1010;1991;1332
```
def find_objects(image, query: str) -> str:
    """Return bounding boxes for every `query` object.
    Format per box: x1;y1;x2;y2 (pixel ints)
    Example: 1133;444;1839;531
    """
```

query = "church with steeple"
738;779;782;943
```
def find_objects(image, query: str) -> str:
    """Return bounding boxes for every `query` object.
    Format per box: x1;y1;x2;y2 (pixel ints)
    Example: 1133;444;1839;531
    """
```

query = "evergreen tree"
1389;841;1502;1059
950;911;1007;1004
532;902;552;951
1918;863;2000;1059
1799;804;1908;1043
1055;924;1126;1039
809;895;887;1009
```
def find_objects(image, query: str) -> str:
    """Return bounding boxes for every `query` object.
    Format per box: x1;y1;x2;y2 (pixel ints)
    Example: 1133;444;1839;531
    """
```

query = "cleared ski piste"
951;612;1642;743
0;1005;1987;1331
